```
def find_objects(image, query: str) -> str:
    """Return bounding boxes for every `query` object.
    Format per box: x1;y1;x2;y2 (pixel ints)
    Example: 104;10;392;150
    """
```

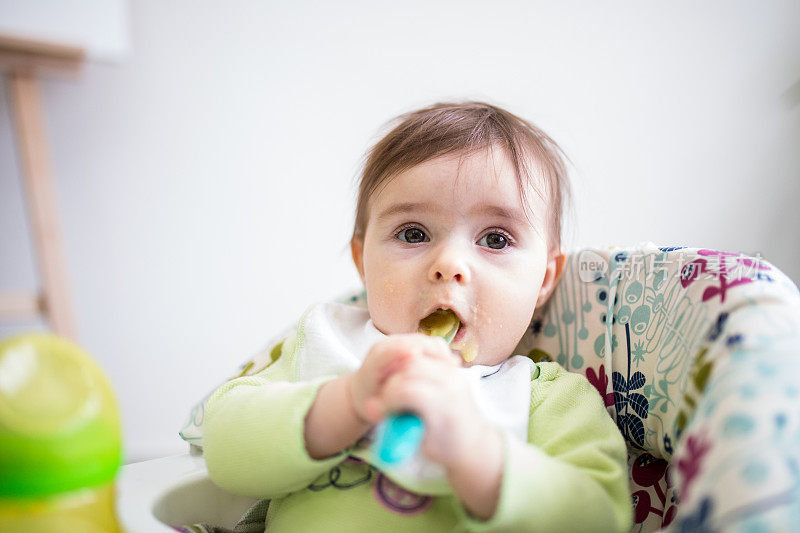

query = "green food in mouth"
418;309;460;344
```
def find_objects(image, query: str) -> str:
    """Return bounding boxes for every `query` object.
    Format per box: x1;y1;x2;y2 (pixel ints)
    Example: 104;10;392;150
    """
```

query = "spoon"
374;309;460;465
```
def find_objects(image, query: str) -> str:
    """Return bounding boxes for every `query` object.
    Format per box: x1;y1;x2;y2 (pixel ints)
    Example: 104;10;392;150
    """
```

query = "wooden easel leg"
6;70;76;339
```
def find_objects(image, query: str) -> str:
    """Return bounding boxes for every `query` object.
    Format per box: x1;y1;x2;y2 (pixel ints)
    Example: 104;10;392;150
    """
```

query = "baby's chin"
368;317;417;337
454;335;522;367
449;332;481;365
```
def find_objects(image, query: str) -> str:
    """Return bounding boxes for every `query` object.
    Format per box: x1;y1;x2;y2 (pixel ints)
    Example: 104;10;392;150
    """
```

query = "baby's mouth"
418;308;461;344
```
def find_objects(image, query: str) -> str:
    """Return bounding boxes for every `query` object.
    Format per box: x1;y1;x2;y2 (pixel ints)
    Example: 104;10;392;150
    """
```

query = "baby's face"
351;147;564;366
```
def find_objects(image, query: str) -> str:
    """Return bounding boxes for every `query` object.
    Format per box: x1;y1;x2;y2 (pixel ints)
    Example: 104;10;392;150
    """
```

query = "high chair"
118;241;800;532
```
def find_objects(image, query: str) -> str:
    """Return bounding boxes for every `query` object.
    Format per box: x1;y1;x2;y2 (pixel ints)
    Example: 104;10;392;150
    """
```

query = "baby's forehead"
371;151;550;221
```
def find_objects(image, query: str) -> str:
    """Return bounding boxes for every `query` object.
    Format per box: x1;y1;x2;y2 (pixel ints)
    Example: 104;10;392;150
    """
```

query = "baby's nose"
428;246;471;284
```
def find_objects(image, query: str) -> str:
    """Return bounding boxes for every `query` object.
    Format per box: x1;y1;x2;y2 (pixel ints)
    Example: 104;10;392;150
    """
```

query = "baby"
203;102;633;532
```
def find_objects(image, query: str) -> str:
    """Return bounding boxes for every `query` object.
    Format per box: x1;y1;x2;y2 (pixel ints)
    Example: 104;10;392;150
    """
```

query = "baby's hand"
348;334;460;425
351;334;496;472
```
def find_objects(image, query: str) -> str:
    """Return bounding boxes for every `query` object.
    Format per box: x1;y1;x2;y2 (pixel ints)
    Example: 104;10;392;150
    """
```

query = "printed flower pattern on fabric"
675;432;713;503
674;347;714;441
674;496;714;533
585;365;615;407
631;453;677;528
680;249;774;303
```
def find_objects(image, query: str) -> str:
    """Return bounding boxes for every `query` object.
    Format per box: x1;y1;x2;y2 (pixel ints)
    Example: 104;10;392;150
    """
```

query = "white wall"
1;0;798;463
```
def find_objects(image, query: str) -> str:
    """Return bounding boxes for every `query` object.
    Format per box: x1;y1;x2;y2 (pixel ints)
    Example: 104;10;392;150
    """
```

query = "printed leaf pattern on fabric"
614;370;649;449
613;323;650;450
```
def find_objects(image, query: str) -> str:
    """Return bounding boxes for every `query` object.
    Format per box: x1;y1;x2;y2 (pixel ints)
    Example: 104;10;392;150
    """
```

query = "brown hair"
351;101;573;253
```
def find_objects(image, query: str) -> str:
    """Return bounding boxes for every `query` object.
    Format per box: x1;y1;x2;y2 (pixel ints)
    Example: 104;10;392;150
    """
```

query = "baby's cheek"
381;278;397;298
492;290;537;353
366;284;410;336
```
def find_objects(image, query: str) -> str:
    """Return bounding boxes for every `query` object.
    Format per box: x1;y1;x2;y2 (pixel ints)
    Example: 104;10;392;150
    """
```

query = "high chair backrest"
513;242;800;531
515;242;800;460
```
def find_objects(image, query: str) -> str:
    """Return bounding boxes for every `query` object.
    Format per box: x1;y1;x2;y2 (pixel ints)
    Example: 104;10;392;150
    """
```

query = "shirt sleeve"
453;362;633;532
202;332;349;500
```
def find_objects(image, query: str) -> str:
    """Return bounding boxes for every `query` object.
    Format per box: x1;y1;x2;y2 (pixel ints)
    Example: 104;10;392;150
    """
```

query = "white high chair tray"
117;452;258;532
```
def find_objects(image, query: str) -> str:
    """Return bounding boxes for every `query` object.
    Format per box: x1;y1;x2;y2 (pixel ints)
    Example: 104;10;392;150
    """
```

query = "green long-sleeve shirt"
203;330;633;532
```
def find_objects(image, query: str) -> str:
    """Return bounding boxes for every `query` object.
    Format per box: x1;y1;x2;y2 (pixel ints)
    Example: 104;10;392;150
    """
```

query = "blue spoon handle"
375;412;425;465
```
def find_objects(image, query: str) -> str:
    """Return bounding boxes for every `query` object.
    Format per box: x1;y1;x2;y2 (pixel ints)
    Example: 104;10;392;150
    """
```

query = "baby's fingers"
373;375;438;423
417;334;463;367
366;334;458;374
361;337;411;378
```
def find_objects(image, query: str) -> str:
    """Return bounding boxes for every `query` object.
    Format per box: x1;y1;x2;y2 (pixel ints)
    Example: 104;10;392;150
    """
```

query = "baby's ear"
350;238;366;284
537;246;567;307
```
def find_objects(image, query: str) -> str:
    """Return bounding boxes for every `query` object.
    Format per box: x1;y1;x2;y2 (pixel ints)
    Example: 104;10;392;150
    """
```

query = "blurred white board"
0;0;130;62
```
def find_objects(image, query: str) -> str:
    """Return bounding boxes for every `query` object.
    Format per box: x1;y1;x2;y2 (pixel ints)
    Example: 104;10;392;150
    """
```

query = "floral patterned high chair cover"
181;241;800;532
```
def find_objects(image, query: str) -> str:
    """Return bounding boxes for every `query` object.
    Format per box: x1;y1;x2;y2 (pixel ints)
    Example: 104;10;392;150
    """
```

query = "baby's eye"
477;232;511;250
396;227;429;244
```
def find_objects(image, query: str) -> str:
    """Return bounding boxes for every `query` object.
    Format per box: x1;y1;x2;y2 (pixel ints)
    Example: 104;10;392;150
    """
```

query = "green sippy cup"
0;334;124;532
